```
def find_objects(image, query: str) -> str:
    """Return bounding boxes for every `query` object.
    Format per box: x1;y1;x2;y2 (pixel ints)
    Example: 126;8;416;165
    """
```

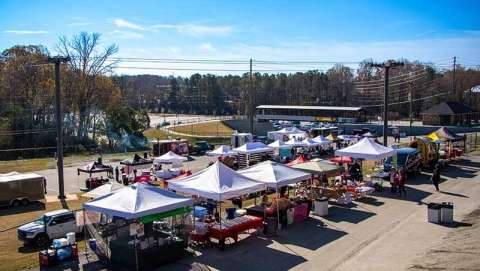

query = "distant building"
422;102;478;126
256;105;364;123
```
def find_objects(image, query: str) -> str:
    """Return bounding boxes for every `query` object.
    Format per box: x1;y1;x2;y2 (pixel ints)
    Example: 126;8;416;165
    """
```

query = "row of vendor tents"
83;137;396;220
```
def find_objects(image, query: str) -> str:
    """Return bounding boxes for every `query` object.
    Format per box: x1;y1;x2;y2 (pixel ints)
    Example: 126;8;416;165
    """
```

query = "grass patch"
0;158;50;174
171;121;233;137
0;195;89;271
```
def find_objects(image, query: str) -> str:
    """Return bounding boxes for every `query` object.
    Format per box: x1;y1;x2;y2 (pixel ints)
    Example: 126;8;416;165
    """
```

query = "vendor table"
208;215;263;249
245;205;266;217
155;168;182;179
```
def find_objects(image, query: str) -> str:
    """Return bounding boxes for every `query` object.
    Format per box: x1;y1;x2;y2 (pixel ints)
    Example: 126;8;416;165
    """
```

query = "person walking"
398;168;407;197
431;164;441;191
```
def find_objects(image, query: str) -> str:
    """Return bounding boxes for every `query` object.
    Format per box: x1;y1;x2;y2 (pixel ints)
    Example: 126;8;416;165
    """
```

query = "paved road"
36;155;212;195
158;154;480;271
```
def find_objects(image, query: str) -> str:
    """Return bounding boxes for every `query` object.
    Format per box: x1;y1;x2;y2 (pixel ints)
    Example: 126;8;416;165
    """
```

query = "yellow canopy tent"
426;132;440;141
326;134;335;141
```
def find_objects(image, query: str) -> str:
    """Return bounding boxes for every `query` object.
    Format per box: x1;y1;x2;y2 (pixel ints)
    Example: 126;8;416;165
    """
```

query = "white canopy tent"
302;138;320;147
267;127;307;141
207;145;237;157
153;151;188;164
83;183;193;219
167;161;265;201
337;135;354;142
268;140;292;149
285;138;308;148
233;142;274;154
82;182;124;198
238;160;311;189
335;137;397;160
313;135;332;145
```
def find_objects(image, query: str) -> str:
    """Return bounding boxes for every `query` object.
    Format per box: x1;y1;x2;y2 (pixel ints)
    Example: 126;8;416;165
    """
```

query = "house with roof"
422;101;477;126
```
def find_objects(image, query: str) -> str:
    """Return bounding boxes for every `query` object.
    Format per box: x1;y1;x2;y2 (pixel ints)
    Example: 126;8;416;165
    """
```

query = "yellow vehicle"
405;137;440;168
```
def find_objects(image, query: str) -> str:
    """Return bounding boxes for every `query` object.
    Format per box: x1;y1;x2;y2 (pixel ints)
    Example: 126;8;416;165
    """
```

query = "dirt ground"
410;208;480;271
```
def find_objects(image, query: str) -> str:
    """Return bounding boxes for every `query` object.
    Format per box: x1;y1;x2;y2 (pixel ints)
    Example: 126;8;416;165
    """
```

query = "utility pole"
408;89;413;136
369;60;405;146
249;58;254;134
48;56;70;199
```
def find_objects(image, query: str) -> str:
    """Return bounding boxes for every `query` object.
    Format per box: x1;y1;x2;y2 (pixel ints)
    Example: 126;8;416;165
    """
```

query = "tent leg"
134;234;139;271
276;187;280;233
83;209;88;259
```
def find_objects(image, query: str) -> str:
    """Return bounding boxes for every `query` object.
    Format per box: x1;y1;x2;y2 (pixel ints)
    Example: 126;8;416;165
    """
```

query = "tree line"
0;32;149;160
117;60;480;119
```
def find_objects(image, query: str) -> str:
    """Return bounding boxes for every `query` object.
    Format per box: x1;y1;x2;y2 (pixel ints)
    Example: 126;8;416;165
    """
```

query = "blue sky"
1;0;479;75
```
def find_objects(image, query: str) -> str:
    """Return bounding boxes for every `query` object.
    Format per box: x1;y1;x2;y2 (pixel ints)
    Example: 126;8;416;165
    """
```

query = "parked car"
0;172;45;207
18;209;82;247
384;147;421;176
190;141;214;155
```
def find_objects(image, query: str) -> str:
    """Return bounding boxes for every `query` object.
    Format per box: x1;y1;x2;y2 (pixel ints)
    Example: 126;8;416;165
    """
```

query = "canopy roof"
435;127;461;141
276;127;303;134
313;135;332;145
268;140;292;149
82;182;124;198
207;145;237;156
337;135;354;141
286;155;308;166
302;138;320;147
330;156;353;164
335;138;397;160
291;160;341;174
238;160;311;188
233;142;274;154
167;161;265;201
362;132;376;137
83;183;193;219
153;151;188;164
77;162;113;175
285;138;308;147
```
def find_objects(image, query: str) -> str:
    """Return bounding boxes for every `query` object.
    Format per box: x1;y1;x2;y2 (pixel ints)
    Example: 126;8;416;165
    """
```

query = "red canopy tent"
286;155;308;166
330;156;353;164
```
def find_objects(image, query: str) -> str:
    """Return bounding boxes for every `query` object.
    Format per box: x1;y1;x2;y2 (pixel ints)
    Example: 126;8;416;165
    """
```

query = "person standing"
431;164;441;191
114;166;119;183
398;168;407;197
390;169;398;194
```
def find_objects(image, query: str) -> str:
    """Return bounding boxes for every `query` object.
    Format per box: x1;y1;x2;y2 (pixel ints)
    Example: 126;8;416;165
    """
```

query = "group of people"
389;168;407;197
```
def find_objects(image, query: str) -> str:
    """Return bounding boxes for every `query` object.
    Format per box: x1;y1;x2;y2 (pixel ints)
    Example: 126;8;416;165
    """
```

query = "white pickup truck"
17;209;83;246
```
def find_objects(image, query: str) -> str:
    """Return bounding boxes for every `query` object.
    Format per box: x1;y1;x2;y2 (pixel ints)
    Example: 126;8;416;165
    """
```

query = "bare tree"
56;32;118;139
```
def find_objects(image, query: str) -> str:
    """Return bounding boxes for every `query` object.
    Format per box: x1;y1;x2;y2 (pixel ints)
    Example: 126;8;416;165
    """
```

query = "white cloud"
111;18;233;37
152;24;233;37
113;18;146;30
68;22;93;27
3;30;48;35
199;42;215;52
111;30;144;40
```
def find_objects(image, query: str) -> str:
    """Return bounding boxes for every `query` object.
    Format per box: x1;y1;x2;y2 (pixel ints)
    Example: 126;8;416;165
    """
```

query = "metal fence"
464;132;479;153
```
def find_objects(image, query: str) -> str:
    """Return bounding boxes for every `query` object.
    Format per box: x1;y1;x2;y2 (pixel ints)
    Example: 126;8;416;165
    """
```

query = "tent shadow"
167;236;307;271
449;158;480;170
0;201;45;217
356;197;385;206
374;186;432;204
440;166;476;179
272;217;348;251
324;206;376;224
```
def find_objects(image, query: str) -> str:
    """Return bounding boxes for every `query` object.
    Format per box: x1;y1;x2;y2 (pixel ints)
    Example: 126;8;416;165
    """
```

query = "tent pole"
134;233;139;271
276;186;280;233
83;209;87;258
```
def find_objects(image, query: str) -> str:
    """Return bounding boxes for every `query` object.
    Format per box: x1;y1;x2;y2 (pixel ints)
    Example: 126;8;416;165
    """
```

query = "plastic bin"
427;203;441;223
88;239;97;252
286;208;294;225
66;232;75;245
440;202;454;224
313;197;329;217
226;208;236;220
193;206;208;218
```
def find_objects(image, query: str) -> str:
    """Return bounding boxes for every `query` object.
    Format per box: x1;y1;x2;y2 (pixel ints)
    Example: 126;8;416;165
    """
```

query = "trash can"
427;203;441;223
264;216;278;234
440;202;454;224
313;197;329;217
